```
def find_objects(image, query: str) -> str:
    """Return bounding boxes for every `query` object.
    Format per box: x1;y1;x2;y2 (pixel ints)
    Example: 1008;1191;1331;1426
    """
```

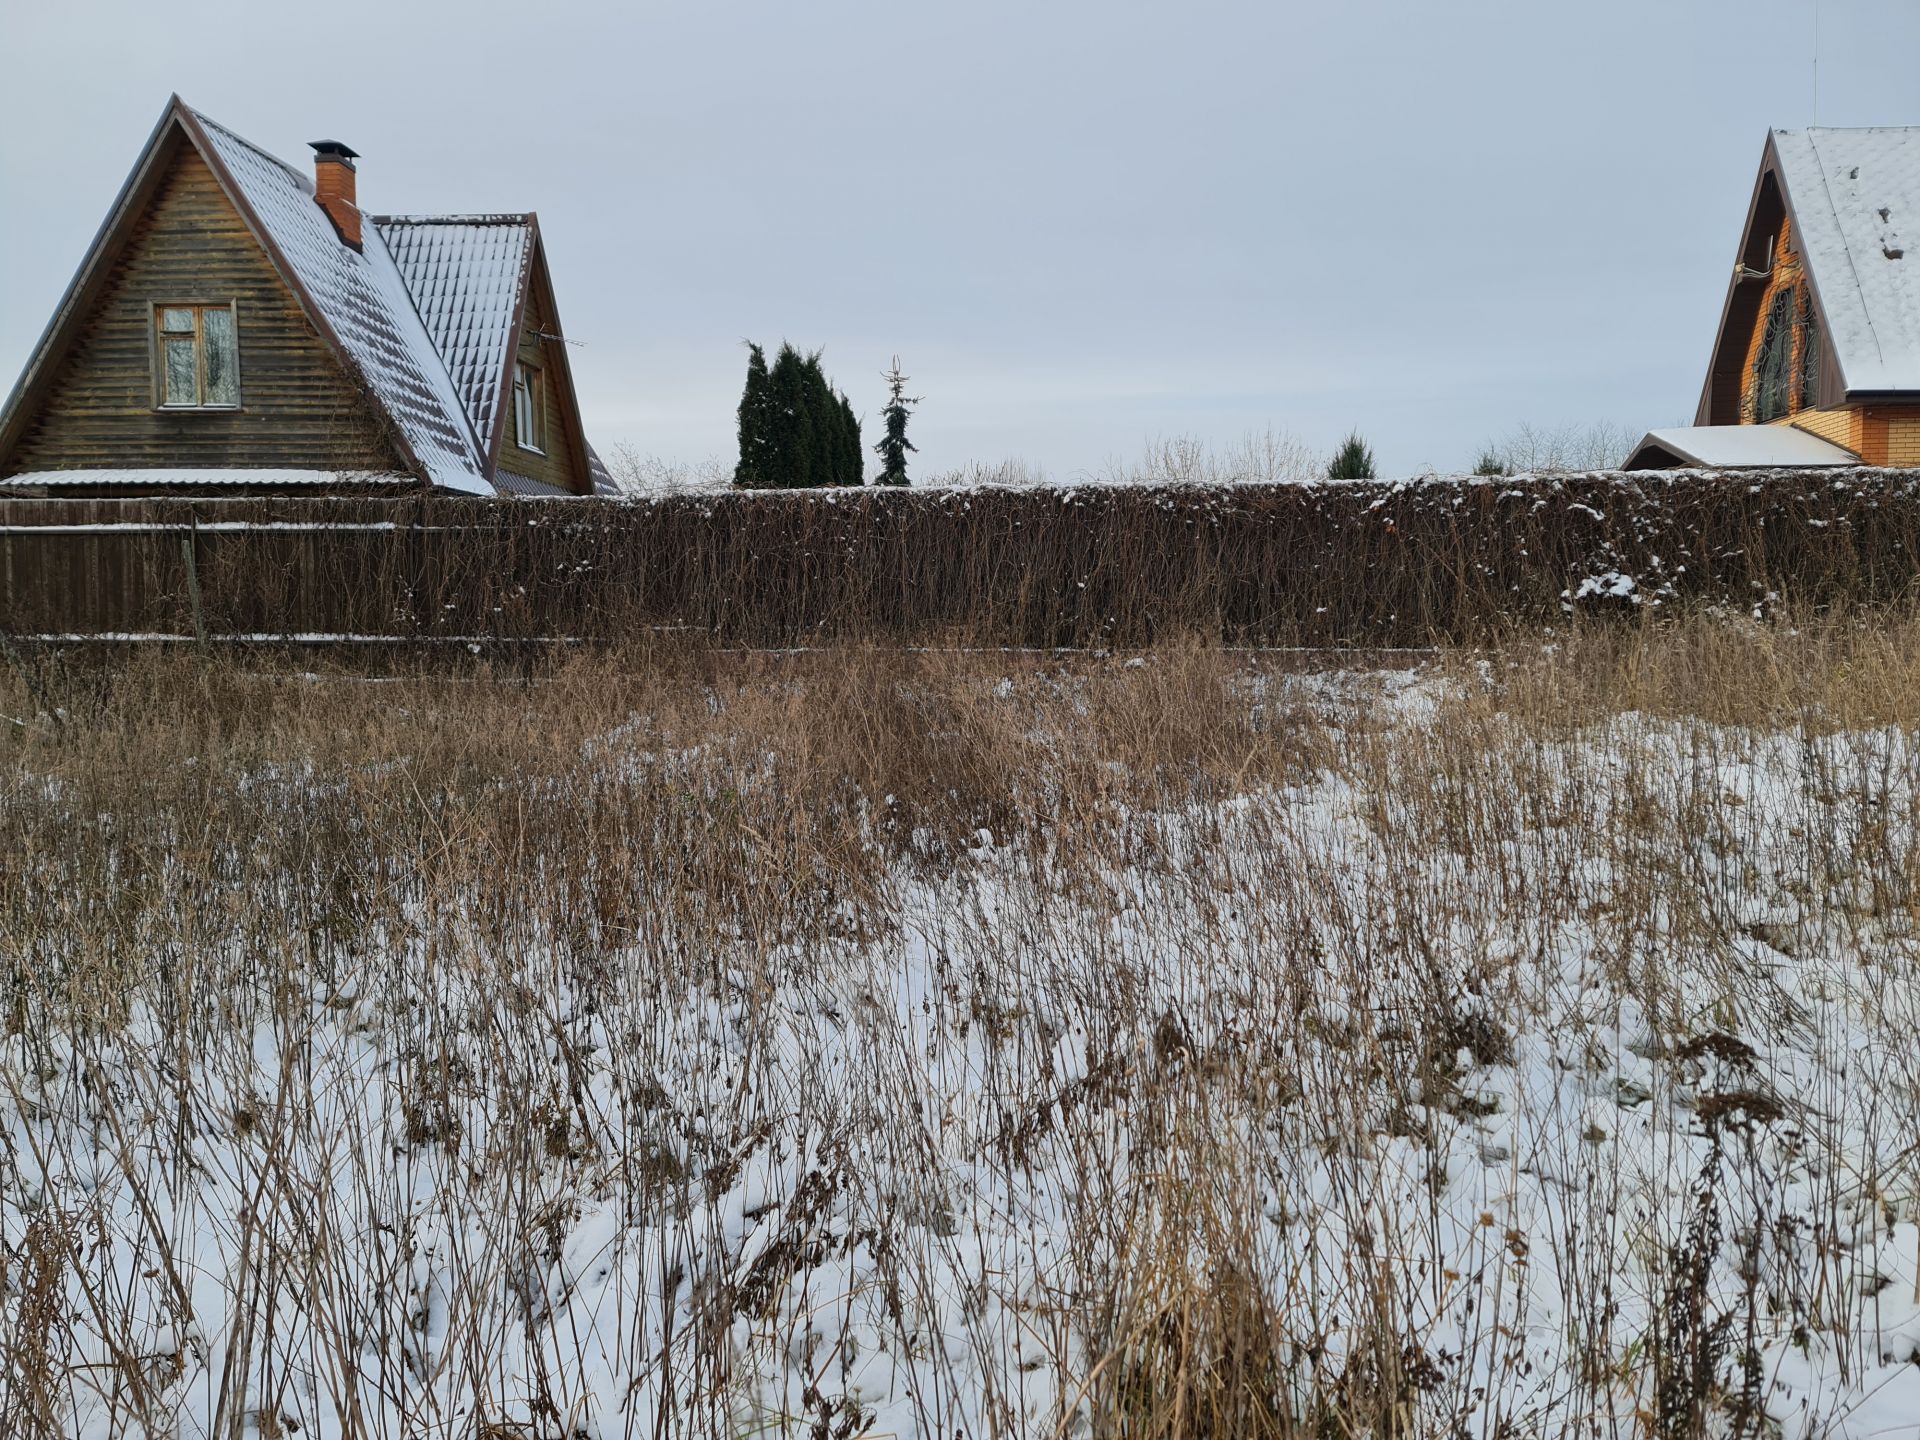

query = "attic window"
513;362;545;453
1798;293;1822;410
1752;288;1795;423
154;303;239;409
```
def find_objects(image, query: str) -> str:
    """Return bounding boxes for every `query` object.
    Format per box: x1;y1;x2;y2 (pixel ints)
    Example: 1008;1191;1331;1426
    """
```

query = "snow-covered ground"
6;663;1920;1438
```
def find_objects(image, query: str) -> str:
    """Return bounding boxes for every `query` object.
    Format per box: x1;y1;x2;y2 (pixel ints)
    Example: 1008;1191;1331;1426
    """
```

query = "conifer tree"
801;352;839;487
1326;431;1376;480
737;341;861;487
733;343;775;488
838;392;863;486
766;343;814;488
873;356;919;486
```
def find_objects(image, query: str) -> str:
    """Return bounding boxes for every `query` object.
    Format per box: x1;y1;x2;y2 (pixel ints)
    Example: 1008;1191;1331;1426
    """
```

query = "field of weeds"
5;619;1920;1438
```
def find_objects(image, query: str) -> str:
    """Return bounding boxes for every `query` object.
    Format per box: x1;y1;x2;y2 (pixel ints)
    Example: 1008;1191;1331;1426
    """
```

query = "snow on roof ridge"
1775;124;1920;136
374;213;532;226
187;108;313;191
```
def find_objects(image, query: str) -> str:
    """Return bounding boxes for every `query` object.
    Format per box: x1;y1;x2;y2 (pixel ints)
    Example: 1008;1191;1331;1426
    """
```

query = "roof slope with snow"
1624;424;1861;471
375;217;532;448
190;111;494;495
1774;127;1920;395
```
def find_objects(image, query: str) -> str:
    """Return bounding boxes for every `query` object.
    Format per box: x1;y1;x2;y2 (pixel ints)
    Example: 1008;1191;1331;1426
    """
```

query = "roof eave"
479;219;543;491
0;95;189;470
521;216;596;497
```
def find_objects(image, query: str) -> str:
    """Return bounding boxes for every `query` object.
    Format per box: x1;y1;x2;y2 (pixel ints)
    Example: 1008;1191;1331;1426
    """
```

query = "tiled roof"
375;217;532;448
0;100;592;497
587;443;620;496
1774;127;1920;395
496;469;575;498
190;110;497;495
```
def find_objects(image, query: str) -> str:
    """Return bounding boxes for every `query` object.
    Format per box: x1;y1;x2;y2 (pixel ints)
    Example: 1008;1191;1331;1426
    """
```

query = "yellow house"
1627;127;1918;470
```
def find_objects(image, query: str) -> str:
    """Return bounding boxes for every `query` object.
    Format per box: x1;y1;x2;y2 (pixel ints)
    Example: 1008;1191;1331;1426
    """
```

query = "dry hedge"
6;468;1920;648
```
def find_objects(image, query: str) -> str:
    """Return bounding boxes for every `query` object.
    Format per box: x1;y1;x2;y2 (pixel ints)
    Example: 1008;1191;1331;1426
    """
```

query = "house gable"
1695;146;1842;426
0;111;408;479
1697;129;1920;430
490;228;592;496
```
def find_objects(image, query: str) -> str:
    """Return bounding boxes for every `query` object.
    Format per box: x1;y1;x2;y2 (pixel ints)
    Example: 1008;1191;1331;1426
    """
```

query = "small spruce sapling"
1326;431;1376;480
1473;448;1510;477
873;357;920;486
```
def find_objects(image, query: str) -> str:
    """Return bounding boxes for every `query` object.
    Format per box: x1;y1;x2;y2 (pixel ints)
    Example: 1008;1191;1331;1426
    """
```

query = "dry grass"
4;614;1920;1437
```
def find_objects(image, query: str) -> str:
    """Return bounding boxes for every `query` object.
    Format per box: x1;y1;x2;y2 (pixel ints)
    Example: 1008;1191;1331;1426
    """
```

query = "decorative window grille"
1798;292;1822;411
1752;289;1795;423
153;303;240;409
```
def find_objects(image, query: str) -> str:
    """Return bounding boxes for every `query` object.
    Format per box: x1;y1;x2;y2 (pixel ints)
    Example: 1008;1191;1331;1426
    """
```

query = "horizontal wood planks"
4;141;404;476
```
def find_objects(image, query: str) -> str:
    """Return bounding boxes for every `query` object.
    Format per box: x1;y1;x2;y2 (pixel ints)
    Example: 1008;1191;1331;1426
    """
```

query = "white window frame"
513;361;545;454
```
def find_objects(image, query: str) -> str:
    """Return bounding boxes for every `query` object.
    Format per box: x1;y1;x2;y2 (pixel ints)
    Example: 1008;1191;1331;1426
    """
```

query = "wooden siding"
3;142;406;477
503;250;586;493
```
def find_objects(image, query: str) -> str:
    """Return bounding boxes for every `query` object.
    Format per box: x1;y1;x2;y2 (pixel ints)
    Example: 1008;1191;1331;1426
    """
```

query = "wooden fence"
6;470;1920;650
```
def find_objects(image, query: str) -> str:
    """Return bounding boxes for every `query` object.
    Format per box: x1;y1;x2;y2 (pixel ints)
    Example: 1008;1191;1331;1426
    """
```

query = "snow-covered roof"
189;111;495;495
1624;425;1860;471
496;469;574;498
1774;127;1920;395
374;217;532;448
587;444;620;496
0;468;413;489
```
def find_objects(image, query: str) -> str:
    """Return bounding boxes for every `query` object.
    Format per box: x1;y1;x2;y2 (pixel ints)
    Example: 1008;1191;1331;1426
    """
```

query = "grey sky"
4;0;1918;479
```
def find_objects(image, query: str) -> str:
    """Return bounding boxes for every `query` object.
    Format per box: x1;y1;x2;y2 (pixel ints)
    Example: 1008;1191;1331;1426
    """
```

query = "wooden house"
0;97;613;498
1626;127;1919;470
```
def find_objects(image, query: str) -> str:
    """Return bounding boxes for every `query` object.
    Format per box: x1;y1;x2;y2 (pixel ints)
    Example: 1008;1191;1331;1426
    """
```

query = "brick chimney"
309;140;361;250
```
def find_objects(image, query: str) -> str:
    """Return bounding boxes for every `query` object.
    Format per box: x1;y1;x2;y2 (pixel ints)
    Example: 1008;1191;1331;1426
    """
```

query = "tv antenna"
1811;0;1820;124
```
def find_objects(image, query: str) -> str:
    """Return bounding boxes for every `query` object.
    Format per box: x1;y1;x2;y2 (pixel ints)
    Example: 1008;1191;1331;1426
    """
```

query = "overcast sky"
4;0;1918;479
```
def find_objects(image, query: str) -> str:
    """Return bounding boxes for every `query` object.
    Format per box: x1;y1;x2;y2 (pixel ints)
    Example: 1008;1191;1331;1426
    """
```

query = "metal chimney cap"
309;140;359;163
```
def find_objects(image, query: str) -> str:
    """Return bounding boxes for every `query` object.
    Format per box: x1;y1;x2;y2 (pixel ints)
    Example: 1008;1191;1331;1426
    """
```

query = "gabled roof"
184;106;492;493
1623;425;1861;471
375;216;533;449
0;97;596;497
1770;128;1920;396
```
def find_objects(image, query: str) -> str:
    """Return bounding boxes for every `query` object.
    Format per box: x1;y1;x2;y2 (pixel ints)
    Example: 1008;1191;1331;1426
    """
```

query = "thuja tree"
733;343;777;487
1326;431;1377;479
873;356;920;486
735;341;863;487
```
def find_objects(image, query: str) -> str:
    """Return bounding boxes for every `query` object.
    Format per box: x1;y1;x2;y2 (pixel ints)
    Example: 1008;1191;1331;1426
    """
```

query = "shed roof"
1623;425;1861;471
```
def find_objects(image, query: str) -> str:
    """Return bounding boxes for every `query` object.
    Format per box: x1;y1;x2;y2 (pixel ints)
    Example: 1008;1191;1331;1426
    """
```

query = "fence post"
181;518;208;652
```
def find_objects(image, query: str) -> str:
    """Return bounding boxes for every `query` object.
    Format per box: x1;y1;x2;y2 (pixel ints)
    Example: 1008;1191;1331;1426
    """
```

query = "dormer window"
513;361;545;453
154;303;239;409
